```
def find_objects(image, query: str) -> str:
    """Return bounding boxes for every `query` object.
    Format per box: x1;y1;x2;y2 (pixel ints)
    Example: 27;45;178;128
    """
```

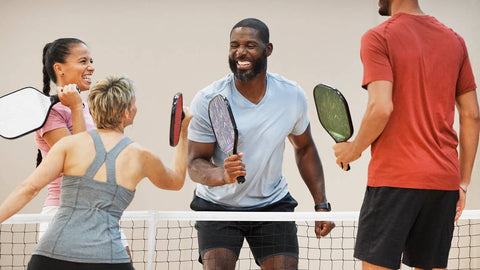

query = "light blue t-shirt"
188;73;309;208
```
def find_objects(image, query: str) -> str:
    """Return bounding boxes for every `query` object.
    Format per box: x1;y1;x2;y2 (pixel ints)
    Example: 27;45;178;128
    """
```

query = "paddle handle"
340;162;351;171
50;86;80;105
237;176;246;184
50;95;59;104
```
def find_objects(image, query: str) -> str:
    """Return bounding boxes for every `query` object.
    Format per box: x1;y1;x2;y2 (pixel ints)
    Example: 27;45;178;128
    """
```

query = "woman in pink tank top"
35;38;96;208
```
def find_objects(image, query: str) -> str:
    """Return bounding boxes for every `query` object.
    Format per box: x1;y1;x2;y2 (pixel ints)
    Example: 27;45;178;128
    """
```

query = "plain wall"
0;0;479;214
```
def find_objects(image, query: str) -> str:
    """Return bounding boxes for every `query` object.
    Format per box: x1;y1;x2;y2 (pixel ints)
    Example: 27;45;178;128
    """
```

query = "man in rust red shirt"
334;0;479;269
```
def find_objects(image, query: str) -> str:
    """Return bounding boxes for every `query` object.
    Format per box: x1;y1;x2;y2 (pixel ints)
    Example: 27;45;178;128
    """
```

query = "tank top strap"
84;130;108;179
105;136;133;184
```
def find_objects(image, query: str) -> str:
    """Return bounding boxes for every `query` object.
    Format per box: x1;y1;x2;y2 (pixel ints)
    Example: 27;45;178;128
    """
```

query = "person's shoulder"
122;140;147;155
52;131;89;151
67;131;91;143
428;16;467;44
361;22;390;46
47;102;72;122
126;141;144;153
51;102;70;113
125;142;161;166
364;14;406;38
200;74;233;96
363;19;390;40
267;73;300;89
193;74;233;104
267;73;307;104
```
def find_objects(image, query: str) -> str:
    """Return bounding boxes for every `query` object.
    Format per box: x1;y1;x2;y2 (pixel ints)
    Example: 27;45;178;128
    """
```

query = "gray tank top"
33;130;135;263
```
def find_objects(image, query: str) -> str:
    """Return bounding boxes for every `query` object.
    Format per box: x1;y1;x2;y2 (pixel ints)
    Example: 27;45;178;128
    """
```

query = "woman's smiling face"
56;43;95;91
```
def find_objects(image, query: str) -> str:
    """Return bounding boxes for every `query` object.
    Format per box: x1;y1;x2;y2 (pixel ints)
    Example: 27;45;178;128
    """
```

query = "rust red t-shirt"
361;13;476;190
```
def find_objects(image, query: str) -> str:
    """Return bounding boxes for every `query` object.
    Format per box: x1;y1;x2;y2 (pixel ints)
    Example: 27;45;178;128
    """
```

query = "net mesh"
1;211;479;270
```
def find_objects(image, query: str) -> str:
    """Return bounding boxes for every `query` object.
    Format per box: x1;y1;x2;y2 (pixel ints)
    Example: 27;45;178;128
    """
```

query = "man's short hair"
231;18;270;44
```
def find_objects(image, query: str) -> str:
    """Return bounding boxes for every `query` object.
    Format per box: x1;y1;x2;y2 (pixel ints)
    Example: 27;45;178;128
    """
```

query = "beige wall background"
0;0;479;214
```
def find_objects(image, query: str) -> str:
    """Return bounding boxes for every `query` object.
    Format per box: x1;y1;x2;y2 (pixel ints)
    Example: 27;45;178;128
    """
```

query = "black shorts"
354;187;458;269
28;255;135;270
190;193;299;266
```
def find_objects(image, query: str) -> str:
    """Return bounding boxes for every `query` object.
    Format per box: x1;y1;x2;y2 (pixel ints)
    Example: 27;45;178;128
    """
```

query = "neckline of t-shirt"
230;74;270;108
393;12;434;20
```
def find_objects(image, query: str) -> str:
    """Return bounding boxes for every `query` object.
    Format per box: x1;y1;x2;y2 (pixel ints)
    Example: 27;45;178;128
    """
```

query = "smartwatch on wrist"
314;202;331;212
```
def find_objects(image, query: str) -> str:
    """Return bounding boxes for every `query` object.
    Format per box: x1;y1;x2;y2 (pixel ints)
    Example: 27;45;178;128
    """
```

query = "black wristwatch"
314;202;331;212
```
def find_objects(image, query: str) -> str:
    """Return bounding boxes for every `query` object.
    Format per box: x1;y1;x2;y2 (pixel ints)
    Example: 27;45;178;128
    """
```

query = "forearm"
458;114;480;190
170;135;188;188
70;105;86;134
351;82;393;155
351;104;391;155
296;143;327;205
0;143;66;223
456;91;480;191
0;182;40;223
188;158;226;187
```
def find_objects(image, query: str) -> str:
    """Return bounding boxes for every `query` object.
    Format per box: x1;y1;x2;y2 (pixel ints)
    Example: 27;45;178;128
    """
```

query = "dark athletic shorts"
28;255;135;270
190;193;299;266
354;187;459;269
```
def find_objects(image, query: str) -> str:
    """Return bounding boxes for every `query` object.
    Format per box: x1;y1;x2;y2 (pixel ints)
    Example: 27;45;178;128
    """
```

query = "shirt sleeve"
37;106;70;138
187;91;216;143
456;35;477;95
291;86;310;136
360;29;393;90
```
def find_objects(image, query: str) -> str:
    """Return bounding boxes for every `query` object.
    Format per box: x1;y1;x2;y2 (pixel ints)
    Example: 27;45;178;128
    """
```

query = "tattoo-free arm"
334;80;393;170
144;112;192;190
187;140;246;187
289;125;335;238
288;125;326;205
0;141;66;223
455;90;480;220
43;84;87;147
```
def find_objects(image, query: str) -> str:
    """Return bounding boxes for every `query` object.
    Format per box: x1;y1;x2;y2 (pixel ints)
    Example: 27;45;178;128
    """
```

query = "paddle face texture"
313;84;353;143
208;94;245;183
208;95;236;155
0;87;57;139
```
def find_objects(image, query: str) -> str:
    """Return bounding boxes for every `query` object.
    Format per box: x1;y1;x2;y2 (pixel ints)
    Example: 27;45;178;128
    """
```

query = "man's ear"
266;43;273;57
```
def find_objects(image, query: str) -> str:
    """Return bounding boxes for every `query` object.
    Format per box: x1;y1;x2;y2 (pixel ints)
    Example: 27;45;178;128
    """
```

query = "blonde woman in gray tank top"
0;75;192;270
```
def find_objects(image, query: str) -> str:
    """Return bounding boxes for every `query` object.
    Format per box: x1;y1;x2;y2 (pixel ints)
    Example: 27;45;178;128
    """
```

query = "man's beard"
229;52;268;82
378;0;391;16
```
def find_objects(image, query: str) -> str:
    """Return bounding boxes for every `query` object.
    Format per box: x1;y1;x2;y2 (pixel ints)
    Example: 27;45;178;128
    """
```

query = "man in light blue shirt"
187;18;335;270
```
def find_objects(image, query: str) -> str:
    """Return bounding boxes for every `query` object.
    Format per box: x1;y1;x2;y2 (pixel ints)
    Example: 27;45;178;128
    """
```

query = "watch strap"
314;202;331;211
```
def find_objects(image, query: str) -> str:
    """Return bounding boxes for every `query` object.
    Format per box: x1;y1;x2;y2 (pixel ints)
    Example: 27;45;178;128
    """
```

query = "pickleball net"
1;210;479;269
